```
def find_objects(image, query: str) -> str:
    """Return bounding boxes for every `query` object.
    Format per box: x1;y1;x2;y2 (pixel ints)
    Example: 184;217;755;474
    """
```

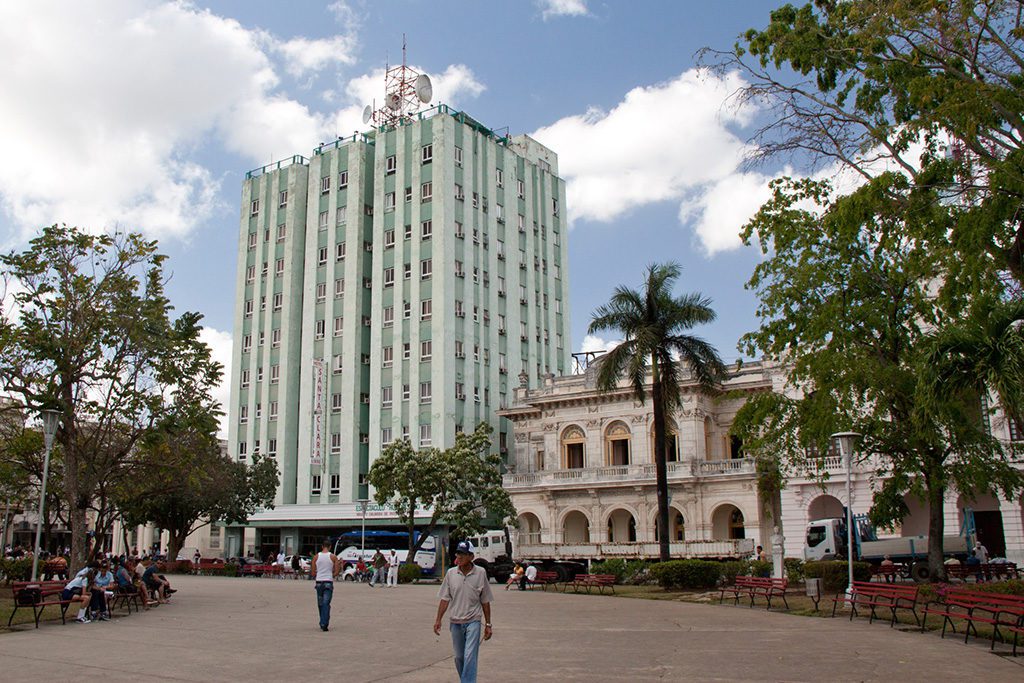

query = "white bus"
333;530;436;573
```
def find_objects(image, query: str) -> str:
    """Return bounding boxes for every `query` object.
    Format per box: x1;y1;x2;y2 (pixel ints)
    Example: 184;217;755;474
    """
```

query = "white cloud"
580;334;621;354
532;69;757;240
679;171;776;254
272;35;357;78
199;326;233;437
538;0;589;20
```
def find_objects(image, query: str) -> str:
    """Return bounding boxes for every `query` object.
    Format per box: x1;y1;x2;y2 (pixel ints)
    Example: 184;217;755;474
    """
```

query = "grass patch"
0;597;68;632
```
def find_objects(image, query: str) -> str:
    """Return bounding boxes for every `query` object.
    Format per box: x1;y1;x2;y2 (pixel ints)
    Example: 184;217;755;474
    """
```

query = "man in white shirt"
974;541;989;564
312;539;340;631
434;541;493;683
519;562;538;590
387;550;399;587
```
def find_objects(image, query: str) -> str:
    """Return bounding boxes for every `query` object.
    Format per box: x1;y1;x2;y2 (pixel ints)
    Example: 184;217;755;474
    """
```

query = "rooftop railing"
245;154;308;180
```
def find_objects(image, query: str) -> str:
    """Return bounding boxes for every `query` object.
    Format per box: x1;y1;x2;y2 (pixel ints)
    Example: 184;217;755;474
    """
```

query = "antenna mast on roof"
363;34;433;129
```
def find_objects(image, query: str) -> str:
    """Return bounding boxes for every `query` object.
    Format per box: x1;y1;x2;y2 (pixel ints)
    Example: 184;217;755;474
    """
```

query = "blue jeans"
449;621;482;683
315;581;333;628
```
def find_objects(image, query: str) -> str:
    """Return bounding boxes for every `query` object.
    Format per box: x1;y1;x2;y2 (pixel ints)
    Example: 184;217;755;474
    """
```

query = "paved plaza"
0;575;1021;681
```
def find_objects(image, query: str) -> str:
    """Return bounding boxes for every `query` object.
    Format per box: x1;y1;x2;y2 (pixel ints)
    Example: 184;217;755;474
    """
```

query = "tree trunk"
167;531;188;563
651;359;671;563
926;475;947;582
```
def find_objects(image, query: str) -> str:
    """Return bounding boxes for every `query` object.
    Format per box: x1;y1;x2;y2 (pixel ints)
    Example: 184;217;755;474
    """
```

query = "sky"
0;0;800;427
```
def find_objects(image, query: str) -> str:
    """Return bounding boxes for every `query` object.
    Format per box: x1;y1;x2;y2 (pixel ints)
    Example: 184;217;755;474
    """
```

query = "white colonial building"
499;358;1024;565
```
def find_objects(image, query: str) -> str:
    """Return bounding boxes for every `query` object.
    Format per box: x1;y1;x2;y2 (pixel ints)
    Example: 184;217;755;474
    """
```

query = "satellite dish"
362;105;373;125
415;74;433;103
386;93;402;111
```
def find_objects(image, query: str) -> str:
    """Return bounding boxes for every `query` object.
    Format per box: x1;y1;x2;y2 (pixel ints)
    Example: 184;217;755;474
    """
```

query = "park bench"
946;563;1019;583
109;583;141;614
921;588;1024;654
7;581;75;628
195;559;224;575
564;573;616;594
832;581;920;627
531;571;559;590
869;564;904;582
719;576;790;610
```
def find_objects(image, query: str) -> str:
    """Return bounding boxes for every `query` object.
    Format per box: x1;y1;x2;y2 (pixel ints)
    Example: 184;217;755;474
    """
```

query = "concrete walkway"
0;576;1020;681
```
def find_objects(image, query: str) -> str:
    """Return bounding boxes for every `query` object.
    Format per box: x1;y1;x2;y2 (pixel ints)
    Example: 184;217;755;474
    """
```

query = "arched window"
561;426;585;469
604;422;631;466
650;418;679;463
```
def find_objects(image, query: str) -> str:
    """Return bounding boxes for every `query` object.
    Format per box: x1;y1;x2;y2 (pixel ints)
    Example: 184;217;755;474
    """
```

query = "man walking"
387;549;399;587
433;541;493;683
370;549;386;587
313;539;340;631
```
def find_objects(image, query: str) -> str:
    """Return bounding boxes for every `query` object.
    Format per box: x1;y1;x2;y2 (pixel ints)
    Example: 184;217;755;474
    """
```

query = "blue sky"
0;0;795;414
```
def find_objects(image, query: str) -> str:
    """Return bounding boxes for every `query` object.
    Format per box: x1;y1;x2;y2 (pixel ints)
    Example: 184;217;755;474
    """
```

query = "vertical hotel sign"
311;358;326;471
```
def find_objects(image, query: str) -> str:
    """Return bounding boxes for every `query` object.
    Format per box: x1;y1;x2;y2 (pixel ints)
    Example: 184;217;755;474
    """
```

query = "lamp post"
30;409;61;581
358;498;369;559
831;431;861;598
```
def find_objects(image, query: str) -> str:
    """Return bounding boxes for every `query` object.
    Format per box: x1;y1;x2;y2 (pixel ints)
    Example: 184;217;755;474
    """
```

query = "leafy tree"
367;422;516;561
0;225;211;568
588;262;726;562
705;0;1024;290
731;174;1024;579
116;311;278;561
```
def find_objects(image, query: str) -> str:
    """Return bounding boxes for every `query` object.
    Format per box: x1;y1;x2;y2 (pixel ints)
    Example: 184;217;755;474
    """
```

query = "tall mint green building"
226;106;570;558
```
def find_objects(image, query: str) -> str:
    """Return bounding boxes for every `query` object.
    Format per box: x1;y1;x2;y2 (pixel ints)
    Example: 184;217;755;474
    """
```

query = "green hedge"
0;557;33;584
963;579;1024;596
784;558;805;584
650;560;722;589
221;563;239;577
590;559;647;584
804;560;871;591
398;563;422;584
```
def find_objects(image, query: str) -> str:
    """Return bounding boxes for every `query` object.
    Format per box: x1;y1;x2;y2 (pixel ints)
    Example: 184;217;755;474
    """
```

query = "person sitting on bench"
140;558;173;603
91;561;116;620
63;567;96;623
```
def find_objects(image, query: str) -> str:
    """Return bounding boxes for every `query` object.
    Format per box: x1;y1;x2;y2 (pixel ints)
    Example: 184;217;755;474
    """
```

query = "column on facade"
998;493;1024;564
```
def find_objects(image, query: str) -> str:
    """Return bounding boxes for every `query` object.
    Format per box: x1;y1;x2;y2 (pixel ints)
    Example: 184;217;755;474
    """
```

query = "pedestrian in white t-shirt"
387;550;399;587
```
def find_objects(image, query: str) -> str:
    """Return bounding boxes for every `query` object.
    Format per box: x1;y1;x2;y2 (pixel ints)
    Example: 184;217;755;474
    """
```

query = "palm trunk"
925;465;947;582
651;359;671;563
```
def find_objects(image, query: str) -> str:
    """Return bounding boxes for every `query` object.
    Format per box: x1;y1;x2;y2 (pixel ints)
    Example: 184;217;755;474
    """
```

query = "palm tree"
589;262;726;562
924;298;1024;431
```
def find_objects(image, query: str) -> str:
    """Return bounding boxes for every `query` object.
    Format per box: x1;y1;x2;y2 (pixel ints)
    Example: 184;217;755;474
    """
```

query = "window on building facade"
421;144;433;163
250;199;259;216
383;306;394;327
329;474;340;494
330;432;341;454
311;475;321;495
421;220;432;240
421;181;432;201
273;293;283;311
421;258;432;279
320;176;331;194
319;211;329;230
381;385;393;406
421;340;431;359
386;155;397;174
338;170;348;188
384;229;395;248
454;146;463;166
420;299;432;320
335;278;345;298
331;393;342;413
419;423;432;446
382;346;393;367
562;427;586;469
269;401;278;419
270;364;279;383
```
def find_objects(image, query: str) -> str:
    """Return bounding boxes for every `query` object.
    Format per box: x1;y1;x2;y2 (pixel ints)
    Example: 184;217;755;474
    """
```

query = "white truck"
804;515;970;581
465;529;755;583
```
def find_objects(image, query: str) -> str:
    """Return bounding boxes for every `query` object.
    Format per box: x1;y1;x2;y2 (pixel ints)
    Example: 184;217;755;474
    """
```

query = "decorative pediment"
561;425;585;441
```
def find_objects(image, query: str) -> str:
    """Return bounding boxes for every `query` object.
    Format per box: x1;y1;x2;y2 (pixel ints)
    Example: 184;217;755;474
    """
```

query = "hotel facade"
226;106;570;558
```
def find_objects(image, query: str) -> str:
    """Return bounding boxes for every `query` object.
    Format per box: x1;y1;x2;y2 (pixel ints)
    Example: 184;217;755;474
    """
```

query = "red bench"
922;588;1024;654
946;563;1019;582
530;571;559;590
564;574;616;594
7;581;76;628
720;576;790;610
195;558;225;575
832;581;920;627
869;564;904;582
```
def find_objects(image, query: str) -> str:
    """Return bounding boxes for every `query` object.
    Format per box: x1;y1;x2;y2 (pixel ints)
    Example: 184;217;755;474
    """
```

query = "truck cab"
805;518;846;561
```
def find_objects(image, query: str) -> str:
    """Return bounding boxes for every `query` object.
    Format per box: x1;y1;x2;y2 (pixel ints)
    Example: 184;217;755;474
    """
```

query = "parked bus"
333;530;436;573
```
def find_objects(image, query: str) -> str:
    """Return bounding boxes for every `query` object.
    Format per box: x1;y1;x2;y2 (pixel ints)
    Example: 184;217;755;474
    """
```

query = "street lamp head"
830;431;861;460
40;409;60;447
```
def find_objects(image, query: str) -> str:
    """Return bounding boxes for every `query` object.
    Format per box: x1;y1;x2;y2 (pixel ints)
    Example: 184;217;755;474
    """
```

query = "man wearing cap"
433;540;493;683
